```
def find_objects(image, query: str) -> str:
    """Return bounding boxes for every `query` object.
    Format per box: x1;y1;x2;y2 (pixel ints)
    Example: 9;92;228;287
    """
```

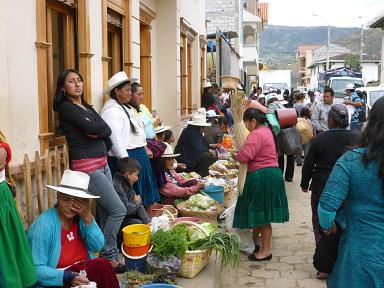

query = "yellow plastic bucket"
122;224;151;247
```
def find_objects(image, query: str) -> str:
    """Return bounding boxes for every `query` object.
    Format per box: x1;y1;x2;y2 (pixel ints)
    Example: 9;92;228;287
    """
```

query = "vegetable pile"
183;194;218;211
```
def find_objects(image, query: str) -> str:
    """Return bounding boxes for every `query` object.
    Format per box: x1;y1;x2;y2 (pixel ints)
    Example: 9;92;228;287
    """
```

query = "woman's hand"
196;182;205;190
71;275;90;286
0;148;7;171
71;198;94;225
145;146;153;159
176;163;187;171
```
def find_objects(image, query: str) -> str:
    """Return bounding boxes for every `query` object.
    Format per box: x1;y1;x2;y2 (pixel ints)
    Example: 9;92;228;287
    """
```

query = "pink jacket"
159;170;199;199
236;126;278;172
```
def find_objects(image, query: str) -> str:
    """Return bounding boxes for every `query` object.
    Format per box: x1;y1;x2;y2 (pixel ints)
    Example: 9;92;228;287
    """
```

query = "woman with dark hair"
300;104;357;279
103;75;160;214
233;108;289;261
53;69;126;273
317;98;384;287
129;82;162;140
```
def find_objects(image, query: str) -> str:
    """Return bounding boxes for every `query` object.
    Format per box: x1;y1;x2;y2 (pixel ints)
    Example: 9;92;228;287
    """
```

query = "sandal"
248;253;272;261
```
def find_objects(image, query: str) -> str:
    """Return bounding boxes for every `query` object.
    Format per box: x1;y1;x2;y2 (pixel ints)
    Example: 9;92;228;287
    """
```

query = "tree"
345;54;362;71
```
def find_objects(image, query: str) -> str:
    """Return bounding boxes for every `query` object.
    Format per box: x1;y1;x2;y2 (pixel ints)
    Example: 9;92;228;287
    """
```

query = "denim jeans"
88;165;127;261
296;141;311;165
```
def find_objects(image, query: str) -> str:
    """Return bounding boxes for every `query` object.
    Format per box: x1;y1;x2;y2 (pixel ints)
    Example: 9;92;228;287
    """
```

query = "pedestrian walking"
312;87;334;134
343;83;364;132
318;97;384;287
300;104;358;279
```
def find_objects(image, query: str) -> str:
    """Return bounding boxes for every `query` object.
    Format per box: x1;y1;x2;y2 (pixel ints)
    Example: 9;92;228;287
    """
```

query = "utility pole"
360;24;364;62
326;24;330;70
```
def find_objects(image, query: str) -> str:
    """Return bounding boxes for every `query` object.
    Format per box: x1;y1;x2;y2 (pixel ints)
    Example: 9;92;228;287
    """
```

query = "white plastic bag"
234;228;255;254
219;199;237;232
150;214;170;233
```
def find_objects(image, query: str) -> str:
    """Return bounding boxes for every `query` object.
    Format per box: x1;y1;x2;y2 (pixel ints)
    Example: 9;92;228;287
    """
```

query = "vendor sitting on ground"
159;145;205;205
27;170;119;288
155;124;171;142
163;129;187;172
113;157;151;249
175;112;217;177
204;110;224;148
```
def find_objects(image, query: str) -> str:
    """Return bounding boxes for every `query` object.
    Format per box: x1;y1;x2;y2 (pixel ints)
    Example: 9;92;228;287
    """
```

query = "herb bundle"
151;224;188;258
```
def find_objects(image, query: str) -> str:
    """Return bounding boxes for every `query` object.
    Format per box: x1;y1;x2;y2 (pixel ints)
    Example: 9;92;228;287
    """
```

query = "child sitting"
113;157;151;247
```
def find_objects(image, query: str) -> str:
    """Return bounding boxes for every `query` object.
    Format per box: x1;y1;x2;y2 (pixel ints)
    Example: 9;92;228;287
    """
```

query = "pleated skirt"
233;167;289;228
0;181;37;287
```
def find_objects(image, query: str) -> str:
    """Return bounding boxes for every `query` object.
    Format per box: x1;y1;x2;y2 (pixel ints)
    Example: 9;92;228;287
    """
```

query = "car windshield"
370;90;384;106
263;83;288;91
331;79;364;97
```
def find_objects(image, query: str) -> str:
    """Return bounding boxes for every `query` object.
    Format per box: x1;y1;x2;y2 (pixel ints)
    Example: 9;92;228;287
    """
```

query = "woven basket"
173;221;212;278
220;75;240;90
152;204;178;223
176;202;224;224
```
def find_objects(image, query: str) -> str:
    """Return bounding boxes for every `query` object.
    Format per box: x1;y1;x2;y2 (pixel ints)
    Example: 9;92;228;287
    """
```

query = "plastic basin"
122;224;151;247
203;185;224;204
123;243;152;257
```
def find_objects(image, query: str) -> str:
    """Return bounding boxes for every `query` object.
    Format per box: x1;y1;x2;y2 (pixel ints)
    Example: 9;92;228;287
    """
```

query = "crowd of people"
1;70;383;287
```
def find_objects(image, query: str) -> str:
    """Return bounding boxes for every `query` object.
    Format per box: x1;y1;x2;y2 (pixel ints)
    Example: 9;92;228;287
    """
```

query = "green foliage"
345;54;362;70
151;225;188;259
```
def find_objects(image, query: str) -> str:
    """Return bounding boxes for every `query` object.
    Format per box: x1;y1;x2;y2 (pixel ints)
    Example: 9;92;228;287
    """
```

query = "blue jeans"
88;165;127;261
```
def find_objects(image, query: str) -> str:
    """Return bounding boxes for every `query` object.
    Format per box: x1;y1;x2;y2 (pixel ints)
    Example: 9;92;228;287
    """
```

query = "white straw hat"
46;170;100;199
161;145;181;158
155;124;171;134
187;113;211;127
203;81;212;88
105;71;138;94
206;110;219;118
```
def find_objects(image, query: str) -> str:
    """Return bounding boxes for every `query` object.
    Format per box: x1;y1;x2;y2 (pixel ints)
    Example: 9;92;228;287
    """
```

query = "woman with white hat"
53;69;126;272
159;145;205;205
175;112;217;177
101;72;160;215
27;170;119;288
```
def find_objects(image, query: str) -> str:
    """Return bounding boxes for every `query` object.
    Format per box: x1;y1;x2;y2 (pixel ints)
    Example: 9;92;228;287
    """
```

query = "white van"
355;86;384;111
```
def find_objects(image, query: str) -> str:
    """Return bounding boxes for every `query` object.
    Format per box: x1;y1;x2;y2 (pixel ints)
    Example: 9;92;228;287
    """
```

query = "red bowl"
123;243;152;257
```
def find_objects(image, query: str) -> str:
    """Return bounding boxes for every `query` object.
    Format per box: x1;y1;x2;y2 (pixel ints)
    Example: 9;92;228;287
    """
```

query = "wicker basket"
220;75;240;90
152;204;178;223
176;202;224;224
173;221;212;278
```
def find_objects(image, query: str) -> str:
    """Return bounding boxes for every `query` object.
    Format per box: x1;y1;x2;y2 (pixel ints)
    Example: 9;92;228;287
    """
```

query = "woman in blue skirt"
233;108;289;261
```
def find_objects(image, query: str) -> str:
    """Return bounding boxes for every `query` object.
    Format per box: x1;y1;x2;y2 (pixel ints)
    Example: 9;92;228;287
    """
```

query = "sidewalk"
176;166;327;288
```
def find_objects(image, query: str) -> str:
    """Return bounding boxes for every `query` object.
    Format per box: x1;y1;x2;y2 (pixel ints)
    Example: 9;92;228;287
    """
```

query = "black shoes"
248;253;273;261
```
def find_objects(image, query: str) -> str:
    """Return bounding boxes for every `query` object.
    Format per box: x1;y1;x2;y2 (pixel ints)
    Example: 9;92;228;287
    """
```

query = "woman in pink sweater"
159;145;205;205
233;108;289;261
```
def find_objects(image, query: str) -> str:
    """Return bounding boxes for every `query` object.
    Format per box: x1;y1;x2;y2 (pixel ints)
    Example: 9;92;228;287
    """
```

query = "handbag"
146;139;167;158
278;126;303;156
266;112;281;135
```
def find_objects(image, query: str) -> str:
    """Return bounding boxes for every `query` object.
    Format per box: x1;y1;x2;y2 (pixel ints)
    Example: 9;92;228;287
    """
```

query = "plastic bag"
278;126;303;156
145;253;181;281
150;215;170;233
233;228;255;254
220;198;237;232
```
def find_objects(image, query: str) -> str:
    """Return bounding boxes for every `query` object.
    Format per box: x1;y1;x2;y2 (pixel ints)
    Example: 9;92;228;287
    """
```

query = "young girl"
233;108;289;261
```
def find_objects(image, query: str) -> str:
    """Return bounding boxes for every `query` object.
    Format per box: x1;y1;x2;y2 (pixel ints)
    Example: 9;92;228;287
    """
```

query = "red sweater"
236;126;278;172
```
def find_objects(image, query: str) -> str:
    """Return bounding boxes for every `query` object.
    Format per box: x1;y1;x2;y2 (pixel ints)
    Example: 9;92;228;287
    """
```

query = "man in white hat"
344;83;364;131
174;112;216;177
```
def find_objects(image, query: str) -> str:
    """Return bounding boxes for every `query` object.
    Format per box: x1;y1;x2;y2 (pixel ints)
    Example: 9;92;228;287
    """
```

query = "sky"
266;0;384;28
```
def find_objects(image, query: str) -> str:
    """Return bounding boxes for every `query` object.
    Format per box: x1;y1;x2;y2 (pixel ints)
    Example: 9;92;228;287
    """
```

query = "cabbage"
200;222;217;235
186;194;215;209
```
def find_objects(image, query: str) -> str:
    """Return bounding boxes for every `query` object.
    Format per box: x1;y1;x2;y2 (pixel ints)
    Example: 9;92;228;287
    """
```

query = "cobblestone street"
222;166;327;288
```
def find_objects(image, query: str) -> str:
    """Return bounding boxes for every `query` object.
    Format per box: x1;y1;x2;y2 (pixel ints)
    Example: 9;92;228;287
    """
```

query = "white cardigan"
101;99;147;158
